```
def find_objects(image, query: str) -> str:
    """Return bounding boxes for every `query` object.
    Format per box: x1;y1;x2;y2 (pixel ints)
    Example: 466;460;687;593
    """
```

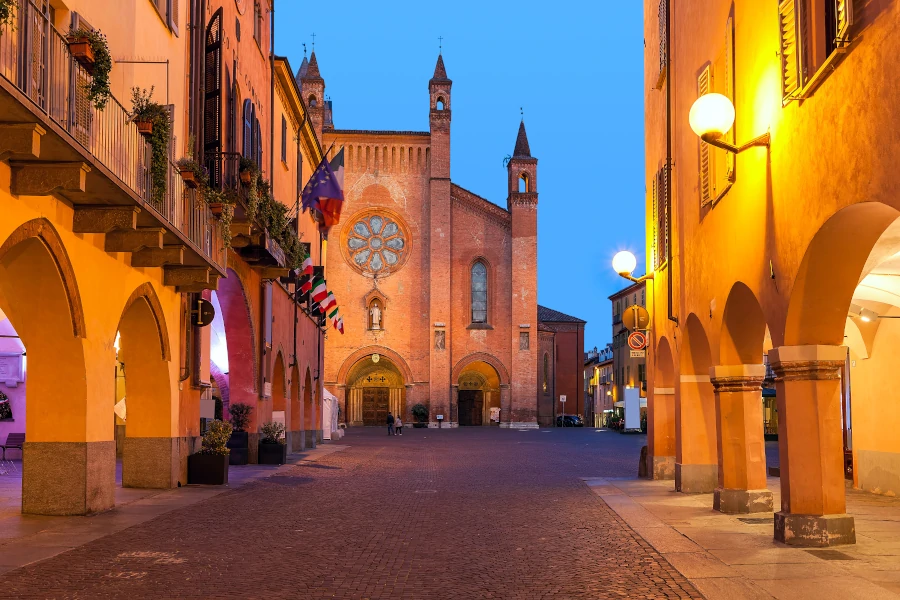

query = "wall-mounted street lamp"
612;251;654;283
689;93;769;154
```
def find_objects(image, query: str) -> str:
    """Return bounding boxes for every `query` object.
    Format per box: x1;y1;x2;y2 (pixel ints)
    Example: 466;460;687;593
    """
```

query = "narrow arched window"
308;94;317;108
436;97;445;110
471;261;488;324
543;354;549;392
242;99;253;159
519;172;529;193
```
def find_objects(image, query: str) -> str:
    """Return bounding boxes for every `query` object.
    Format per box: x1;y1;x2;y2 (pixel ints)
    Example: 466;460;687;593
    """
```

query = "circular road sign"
628;331;648;351
623;305;651;331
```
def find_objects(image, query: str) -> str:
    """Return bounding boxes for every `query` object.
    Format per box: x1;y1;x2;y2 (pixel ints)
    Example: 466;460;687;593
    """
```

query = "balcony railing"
0;0;224;271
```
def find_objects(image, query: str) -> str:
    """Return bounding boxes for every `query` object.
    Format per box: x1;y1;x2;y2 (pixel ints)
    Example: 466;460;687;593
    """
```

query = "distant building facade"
537;306;586;425
610;282;647;420
584;344;614;427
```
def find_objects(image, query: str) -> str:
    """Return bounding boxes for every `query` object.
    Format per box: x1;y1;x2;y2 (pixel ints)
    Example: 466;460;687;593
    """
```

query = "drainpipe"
665;0;677;325
269;0;275;182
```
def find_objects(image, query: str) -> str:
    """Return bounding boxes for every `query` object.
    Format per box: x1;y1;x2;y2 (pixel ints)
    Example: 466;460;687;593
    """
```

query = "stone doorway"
458;390;484;426
362;388;389;426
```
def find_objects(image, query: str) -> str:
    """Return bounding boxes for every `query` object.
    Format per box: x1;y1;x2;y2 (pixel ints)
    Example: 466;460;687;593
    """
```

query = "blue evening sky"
275;1;645;351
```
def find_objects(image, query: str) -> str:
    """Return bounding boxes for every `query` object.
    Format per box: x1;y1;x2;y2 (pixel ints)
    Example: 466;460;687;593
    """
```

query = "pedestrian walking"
395;416;403;436
387;412;395;436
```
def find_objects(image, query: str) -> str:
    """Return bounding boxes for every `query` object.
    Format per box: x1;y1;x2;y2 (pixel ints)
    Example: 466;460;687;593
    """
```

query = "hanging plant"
67;27;112;110
130;87;171;206
204;186;237;250
247;170;260;222
249;176;307;269
0;0;17;33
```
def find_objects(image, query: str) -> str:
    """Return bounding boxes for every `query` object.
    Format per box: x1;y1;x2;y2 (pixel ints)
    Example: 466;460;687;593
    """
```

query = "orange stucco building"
0;0;324;516
642;0;900;546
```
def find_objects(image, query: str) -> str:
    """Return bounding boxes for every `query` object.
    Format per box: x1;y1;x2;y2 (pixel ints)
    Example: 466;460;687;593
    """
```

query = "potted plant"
239;156;258;184
129;87;171;206
226;402;253;465
175;156;207;189
258;421;287;465
188;419;232;485
66;27;112;109
411;403;429;428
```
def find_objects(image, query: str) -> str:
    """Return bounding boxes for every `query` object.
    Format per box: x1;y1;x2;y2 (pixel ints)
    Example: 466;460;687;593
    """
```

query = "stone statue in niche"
434;330;445;350
370;303;382;330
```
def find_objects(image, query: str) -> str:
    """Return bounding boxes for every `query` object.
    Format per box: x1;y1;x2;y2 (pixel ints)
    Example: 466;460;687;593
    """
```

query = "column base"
290;430;303;452
122;437;180;489
774;512;856;547
713;488;774;514
247;432;260;464
303;430;316;449
499;422;539;429
675;462;718;493
652;455;676;480
23;441;115;515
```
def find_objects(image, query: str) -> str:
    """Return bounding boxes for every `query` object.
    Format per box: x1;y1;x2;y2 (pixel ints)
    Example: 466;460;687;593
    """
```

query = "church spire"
431;54;449;82
513;120;531;158
304;51;322;80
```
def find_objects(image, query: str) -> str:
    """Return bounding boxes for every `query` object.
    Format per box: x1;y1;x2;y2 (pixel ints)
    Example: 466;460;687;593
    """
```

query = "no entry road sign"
628;331;648;350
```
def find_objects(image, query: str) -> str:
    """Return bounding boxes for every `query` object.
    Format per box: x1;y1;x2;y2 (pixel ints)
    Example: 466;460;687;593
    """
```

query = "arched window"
436;97;445;110
308;94;317;108
543;353;549;392
471;261;488;324
518;172;529;193
204;10;223;185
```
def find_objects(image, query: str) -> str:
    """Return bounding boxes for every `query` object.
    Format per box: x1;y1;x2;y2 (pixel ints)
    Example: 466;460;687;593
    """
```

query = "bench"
1;432;24;460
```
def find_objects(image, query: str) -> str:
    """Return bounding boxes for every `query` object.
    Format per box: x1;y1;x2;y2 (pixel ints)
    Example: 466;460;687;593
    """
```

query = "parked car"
556;415;584;427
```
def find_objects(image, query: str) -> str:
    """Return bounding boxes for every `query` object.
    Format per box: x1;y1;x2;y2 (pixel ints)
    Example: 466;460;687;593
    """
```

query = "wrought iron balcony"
0;1;225;291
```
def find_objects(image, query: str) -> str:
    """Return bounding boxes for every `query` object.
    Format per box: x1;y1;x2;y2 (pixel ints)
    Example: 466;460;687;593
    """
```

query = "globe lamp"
689;93;735;139
612;251;638;276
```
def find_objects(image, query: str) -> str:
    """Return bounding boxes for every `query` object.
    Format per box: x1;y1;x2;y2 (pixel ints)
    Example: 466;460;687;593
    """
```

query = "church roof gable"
538;305;586;324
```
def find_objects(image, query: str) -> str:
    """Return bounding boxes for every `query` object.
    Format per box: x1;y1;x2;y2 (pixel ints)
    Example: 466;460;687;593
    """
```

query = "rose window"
344;212;409;276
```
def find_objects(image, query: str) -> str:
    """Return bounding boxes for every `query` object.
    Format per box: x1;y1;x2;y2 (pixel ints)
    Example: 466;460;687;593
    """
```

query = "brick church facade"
302;54;566;427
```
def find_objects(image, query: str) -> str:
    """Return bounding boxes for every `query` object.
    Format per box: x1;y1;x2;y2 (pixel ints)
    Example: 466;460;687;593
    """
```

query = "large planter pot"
258;442;287;465
227;430;249;465
208;202;224;216
188;452;229;485
240;170;252;184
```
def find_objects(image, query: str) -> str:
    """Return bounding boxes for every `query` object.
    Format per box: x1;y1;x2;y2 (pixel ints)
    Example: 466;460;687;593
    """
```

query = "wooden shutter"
242;99;252;158
835;0;852;46
698;65;713;206
651;175;658;268
656;166;668;269
656;0;667;89
168;0;179;36
779;0;801;100
204;10;222;187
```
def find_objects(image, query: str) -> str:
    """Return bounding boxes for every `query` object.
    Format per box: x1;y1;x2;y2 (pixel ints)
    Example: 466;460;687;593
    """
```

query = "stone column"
769;345;855;546
648;387;676;480
710;365;773;513
676;374;719;493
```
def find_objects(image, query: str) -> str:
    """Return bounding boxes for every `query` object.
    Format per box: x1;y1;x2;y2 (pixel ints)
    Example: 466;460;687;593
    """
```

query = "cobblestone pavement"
0;428;700;599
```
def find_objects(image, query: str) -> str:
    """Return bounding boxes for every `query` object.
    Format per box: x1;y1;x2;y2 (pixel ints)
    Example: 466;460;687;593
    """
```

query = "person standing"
387;412;395;436
395;416;403;436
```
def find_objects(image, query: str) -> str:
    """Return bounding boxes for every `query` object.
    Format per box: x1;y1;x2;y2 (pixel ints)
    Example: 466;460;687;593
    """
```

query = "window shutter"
243;100;252;159
779;0;801;100
168;0;180;36
656;166;668;269
835;0;852;46
698;65;713;206
656;0;667;89
651;175;658;268
724;17;735;182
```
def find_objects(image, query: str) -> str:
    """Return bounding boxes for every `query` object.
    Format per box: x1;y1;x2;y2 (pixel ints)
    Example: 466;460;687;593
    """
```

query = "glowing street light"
612;251;653;283
689;93;769;154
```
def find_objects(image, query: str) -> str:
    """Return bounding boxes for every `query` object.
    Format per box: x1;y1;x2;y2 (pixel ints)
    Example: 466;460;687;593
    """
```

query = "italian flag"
301;256;313;277
328;305;339;327
311;278;328;304
337;317;344;334
319;292;336;314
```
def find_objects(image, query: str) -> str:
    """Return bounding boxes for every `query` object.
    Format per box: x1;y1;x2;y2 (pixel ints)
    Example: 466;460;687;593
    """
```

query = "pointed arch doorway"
457;362;501;426
345;356;406;426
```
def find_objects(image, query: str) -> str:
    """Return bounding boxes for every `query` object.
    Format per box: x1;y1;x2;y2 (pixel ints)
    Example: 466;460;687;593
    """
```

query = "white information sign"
624;387;641;430
630;350;646;358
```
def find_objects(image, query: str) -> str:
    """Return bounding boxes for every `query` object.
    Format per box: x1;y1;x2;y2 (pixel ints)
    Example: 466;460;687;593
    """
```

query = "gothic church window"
471;261;488;324
436;97;445;110
543;353;549;392
519;173;529;193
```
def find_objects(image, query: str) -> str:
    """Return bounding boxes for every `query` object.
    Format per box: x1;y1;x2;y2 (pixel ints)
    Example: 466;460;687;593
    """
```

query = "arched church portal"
346;355;406;426
457;362;501;426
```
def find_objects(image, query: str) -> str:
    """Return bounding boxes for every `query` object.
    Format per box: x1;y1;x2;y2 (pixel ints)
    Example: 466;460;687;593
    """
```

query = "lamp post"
688;93;769;154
